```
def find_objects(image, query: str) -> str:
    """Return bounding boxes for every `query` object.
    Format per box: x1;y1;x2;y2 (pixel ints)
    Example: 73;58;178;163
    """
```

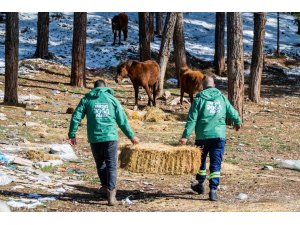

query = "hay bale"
124;108;147;121
119;143;201;175
24;150;60;162
144;107;166;122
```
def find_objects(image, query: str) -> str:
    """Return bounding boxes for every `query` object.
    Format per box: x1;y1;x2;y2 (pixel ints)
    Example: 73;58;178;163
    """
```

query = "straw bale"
119;143;201;175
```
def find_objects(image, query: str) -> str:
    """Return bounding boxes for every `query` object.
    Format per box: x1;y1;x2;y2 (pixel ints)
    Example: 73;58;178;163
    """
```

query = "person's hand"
234;124;241;131
68;137;77;146
179;138;188;145
131;136;139;145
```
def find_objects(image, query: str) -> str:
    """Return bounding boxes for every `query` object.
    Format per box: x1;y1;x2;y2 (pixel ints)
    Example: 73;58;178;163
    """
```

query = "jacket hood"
196;87;222;101
85;87;114;98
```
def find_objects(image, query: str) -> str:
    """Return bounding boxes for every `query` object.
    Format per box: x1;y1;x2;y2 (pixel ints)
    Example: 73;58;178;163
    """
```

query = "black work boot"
191;182;205;194
209;189;218;201
94;186;108;197
107;189;117;206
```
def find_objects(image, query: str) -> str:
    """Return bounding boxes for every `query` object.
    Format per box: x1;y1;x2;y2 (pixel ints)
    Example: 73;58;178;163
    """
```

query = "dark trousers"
195;138;226;190
90;141;118;191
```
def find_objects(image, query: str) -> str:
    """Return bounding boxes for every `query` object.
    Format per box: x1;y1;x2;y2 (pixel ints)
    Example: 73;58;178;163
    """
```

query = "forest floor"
0;57;300;212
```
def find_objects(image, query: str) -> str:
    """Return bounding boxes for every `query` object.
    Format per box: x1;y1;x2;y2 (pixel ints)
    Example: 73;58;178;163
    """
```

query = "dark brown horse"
112;13;128;46
115;60;160;107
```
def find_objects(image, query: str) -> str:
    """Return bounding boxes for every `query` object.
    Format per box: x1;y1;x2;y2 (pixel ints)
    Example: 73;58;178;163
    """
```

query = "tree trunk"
34;12;49;59
249;13;266;103
155;12;163;35
214;12;225;75
149;12;155;42
138;13;151;61
71;12;87;87
276;12;280;56
4;13;19;105
173;12;187;88
227;12;244;122
158;12;178;96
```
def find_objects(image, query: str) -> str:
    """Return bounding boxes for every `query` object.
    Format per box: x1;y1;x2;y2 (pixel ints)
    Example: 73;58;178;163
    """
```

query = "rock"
24;111;32;117
66;107;75;114
0;201;11;212
163;91;171;100
236;193;248;200
263;165;274;171
49;144;78;161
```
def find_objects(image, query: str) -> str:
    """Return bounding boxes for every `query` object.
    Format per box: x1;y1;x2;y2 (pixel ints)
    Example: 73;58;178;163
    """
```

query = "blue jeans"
195;138;226;190
90;141;118;191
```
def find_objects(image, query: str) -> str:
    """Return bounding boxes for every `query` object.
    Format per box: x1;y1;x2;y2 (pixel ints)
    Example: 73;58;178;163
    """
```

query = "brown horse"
112;13;128;46
115;60;160;107
180;66;205;104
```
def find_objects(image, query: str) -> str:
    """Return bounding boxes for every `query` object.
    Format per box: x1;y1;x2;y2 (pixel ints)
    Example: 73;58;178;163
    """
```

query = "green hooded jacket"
182;87;241;140
68;87;135;143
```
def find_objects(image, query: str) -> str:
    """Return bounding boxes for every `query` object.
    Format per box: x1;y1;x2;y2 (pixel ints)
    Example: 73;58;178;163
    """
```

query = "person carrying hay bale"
68;79;139;206
179;76;241;201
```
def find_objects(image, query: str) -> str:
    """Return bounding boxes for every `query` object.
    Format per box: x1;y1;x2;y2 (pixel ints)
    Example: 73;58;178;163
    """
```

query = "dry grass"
119;143;201;175
23;150;60;162
144;107;176;122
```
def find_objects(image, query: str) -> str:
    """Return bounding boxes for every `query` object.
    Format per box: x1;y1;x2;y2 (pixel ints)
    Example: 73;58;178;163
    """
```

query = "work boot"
107;189;117;206
94;186;108;197
209;189;218;201
191;182;205;194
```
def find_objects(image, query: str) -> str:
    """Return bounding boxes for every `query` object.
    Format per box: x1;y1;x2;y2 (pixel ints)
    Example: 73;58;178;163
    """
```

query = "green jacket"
68;87;135;143
182;87;241;140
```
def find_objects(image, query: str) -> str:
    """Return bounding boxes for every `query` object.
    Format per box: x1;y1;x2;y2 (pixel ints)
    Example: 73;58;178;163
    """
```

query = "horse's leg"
143;84;154;107
113;31;116;45
152;83;157;107
147;85;152;106
189;93;194;104
118;30;121;45
134;84;139;108
180;89;184;105
124;26;128;41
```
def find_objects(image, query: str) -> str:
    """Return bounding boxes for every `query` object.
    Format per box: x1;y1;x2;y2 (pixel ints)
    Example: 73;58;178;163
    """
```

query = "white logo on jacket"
93;103;110;118
207;100;222;114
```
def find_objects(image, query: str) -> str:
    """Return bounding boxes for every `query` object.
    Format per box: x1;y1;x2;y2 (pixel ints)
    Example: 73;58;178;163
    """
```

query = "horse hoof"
133;105;138;111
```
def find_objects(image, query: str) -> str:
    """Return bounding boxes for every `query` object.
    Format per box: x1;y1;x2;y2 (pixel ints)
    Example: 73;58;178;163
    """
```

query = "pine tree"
34;12;49;59
158;12;178;96
173;12;187;87
138;12;151;61
276;12;280;56
249;13;266;103
214;12;225;75
70;12;87;87
155;12;163;35
4;13;19;105
149;12;155;41
227;12;244;122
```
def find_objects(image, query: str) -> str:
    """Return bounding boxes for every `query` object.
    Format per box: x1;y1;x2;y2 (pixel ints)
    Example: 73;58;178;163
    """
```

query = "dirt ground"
0;58;300;212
